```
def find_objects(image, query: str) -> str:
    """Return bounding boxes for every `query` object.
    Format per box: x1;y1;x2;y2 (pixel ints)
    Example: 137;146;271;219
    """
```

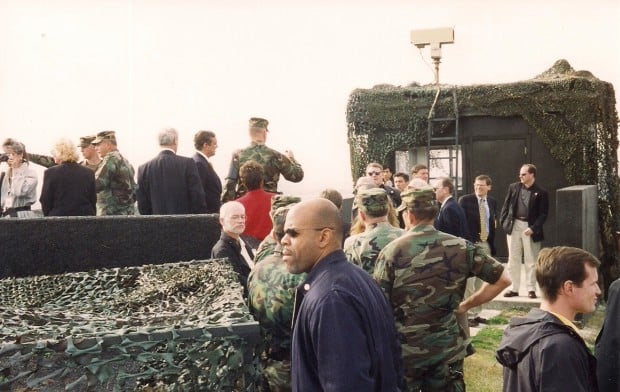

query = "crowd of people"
1;117;617;391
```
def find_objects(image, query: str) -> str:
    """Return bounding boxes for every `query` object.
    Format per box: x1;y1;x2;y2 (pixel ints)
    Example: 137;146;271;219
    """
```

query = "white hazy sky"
1;0;619;200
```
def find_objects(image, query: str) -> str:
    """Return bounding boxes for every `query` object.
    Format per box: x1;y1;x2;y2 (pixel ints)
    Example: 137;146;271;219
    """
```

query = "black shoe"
503;291;519;297
468;318;479;327
528;291;537;299
473;316;488;324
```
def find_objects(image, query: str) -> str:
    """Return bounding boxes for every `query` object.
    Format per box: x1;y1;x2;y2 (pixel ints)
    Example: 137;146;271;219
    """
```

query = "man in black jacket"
595;278;620;391
496;246;600;392
211;201;254;295
193;130;222;213
136;128;207;215
500;164;549;299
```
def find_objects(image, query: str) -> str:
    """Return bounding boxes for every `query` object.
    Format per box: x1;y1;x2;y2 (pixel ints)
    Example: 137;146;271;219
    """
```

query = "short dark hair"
408;204;439;221
194;130;216;150
536;246;601;303
240;160;264;191
475;174;492;185
522;163;537;176
394;172;410;182
437;177;454;195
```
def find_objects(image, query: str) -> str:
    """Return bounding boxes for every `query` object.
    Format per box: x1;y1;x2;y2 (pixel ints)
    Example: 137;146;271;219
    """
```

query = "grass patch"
464;307;528;391
464;305;607;390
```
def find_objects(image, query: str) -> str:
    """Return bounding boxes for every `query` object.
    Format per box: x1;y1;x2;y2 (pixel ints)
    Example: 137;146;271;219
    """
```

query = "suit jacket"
193;152;222;214
434;196;469;239
500;181;549;242
458;193;498;255
39;162;96;216
211;231;254;294
137;150;207;215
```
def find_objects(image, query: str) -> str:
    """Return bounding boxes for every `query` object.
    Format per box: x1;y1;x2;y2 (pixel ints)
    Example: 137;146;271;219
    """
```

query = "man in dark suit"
458;174;497;326
192;130;221;213
499;163;549;299
136;128;207;215
433;177;468;239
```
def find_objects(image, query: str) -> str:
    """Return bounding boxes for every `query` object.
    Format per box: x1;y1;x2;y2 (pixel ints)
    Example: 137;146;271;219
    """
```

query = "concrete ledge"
0;214;221;279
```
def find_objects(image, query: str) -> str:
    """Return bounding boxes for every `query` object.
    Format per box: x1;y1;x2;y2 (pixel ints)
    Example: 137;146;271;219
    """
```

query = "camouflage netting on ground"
0;259;261;391
346;59;620;287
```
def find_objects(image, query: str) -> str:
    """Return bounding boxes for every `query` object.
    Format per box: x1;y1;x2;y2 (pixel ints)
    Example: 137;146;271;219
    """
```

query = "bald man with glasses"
281;198;404;391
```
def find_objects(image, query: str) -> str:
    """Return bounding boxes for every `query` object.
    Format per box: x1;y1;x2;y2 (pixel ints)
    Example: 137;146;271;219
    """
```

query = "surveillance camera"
410;27;454;49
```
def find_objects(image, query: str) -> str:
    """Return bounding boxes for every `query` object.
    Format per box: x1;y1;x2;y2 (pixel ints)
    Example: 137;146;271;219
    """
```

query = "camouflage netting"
346;59;620;287
0;259;261;391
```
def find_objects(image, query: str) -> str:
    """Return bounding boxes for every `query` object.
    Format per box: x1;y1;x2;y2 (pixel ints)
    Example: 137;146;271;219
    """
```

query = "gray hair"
158;128;178;147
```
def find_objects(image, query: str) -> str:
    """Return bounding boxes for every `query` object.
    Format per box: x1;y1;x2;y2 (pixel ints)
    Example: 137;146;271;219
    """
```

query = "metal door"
468;138;528;260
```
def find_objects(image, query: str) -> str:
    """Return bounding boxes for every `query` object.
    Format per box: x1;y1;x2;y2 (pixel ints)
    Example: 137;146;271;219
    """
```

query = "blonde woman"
0;138;38;217
39;139;96;216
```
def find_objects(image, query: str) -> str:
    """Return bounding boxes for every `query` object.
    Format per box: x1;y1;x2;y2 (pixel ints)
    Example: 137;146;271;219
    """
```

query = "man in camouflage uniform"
373;187;511;391
254;195;301;264
91;131;137;215
28;135;102;171
247;204;306;392
221;117;304;202
344;188;404;275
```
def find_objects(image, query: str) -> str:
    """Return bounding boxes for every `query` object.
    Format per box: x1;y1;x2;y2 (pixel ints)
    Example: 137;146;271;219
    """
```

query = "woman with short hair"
1;138;38;218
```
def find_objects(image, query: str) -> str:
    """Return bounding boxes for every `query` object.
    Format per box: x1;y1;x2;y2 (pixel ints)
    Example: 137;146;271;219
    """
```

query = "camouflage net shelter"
0;259;260;391
347;59;620;289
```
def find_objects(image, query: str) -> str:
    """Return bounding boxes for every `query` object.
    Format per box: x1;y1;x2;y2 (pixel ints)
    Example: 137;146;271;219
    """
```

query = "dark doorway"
468;138;528;259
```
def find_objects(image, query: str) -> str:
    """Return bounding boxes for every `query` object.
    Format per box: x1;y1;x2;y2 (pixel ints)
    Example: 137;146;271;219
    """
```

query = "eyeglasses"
284;227;334;238
367;171;381;176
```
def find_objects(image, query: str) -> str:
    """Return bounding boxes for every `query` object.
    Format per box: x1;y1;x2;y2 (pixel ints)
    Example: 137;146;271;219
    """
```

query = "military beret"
249;117;269;131
355;188;389;217
79;135;96;148
91;130;116;145
397;186;437;212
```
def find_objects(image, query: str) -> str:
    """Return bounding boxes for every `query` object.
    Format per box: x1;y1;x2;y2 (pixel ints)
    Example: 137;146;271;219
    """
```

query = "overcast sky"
1;0;618;200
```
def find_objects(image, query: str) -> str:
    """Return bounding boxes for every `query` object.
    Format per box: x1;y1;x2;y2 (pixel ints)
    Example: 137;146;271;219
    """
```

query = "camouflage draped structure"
347;59;620;291
0;259;261;391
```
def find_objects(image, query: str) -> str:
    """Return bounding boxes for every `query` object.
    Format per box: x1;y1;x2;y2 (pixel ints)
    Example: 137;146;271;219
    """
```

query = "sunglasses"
367;171;382;176
284;227;334;238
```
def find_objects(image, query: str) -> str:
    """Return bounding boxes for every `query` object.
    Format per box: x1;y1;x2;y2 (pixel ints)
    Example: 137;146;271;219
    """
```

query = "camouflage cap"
91;130;116;145
79;135;96;148
355;188;389;217
397;186;437;212
272;204;294;228
249;117;269;131
270;195;302;217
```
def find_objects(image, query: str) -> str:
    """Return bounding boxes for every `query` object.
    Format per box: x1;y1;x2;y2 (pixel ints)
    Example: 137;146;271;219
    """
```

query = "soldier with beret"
221;117;304;202
344;187;404;275
91;130;137;215
373;187;511;391
247;203;305;392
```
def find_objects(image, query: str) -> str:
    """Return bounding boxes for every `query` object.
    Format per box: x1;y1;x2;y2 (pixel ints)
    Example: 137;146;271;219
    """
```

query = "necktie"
479;199;488;242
